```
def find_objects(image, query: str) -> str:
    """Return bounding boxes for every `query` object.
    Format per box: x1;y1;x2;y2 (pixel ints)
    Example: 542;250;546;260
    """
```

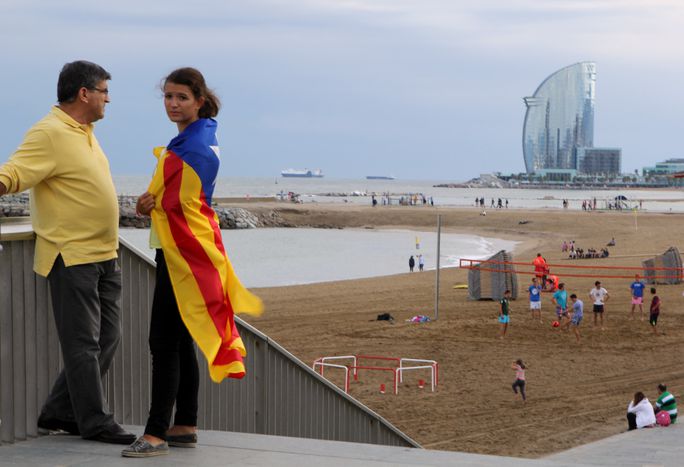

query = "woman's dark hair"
57;60;111;103
633;392;645;405
516;359;525;369
163;67;220;118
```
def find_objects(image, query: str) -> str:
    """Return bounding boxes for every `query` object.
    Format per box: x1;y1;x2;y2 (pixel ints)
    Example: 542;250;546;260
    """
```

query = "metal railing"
0;222;417;448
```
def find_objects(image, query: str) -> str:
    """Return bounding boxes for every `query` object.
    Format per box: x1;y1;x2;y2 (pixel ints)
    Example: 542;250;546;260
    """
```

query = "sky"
1;0;682;181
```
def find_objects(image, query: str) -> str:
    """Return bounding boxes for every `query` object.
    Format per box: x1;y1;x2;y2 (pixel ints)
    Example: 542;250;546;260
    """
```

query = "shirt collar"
51;105;93;132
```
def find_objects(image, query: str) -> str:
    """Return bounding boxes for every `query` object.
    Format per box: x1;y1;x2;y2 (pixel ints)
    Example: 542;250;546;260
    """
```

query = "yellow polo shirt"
0;106;119;276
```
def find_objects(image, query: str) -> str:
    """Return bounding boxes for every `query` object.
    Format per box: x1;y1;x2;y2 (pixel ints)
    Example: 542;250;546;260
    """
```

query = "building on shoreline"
522;62;623;177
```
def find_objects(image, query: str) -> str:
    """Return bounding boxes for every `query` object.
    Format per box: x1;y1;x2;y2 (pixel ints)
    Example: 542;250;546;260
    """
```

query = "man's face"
85;80;110;122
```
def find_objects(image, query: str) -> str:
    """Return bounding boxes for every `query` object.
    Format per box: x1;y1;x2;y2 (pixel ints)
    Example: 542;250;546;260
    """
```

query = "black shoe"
86;424;137;445
166;432;198;448
37;415;80;436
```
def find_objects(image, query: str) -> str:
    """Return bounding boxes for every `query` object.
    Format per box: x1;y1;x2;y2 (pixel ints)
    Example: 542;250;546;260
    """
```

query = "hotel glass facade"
523;62;596;173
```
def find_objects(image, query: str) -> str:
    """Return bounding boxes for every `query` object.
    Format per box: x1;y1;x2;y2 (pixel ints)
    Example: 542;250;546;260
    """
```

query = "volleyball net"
459;257;684;282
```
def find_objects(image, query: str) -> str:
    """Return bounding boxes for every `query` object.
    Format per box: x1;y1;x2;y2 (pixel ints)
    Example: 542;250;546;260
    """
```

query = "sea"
115;176;684;287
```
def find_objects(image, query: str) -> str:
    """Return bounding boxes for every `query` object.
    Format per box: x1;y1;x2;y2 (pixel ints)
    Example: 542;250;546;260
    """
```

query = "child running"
649;287;661;335
511;359;526;402
552;283;568;327
498;290;511;339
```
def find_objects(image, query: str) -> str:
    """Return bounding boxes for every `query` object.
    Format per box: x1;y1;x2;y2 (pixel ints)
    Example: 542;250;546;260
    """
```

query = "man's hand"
136;192;155;216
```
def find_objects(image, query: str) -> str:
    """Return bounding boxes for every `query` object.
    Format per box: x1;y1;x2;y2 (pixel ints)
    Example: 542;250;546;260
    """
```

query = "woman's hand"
136;192;156;216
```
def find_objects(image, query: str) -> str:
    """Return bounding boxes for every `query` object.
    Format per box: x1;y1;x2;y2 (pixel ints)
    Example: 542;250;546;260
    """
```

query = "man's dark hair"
57;60;111;104
570;293;577;299
658;383;667;392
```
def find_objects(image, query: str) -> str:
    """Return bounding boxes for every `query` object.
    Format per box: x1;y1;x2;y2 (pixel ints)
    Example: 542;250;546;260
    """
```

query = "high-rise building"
577;147;621;175
523;62;596;173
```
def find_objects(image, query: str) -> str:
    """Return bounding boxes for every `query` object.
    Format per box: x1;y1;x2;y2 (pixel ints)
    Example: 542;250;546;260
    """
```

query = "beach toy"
380;384;386;394
552;321;560;328
453;284;468;289
418;379;425;389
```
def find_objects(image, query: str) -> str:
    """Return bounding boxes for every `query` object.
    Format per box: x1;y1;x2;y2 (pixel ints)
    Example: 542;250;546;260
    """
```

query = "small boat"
281;168;324;178
365;175;395;180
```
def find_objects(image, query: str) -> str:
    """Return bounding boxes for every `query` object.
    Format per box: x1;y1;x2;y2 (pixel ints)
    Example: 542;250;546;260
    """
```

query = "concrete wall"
0;232;417;448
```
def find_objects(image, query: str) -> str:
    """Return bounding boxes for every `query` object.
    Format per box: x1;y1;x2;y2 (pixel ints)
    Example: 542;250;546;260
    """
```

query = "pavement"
0;423;681;466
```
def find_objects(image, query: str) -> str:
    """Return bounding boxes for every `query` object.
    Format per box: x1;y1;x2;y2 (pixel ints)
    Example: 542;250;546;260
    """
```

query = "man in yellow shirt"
0;61;135;445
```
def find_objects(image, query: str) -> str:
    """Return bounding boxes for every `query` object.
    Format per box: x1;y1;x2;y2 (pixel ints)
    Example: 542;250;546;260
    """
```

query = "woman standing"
123;68;262;457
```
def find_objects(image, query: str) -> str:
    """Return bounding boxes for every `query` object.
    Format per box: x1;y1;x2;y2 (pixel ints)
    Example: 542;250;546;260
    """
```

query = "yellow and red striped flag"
148;118;263;382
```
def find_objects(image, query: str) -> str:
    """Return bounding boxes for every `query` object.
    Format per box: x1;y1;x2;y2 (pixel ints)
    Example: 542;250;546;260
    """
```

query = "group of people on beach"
498;267;662;341
626;384;678;430
0;61;262;458
408;254;425;272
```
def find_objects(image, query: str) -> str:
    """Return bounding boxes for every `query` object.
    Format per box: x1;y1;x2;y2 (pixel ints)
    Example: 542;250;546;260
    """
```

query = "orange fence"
459;258;684;281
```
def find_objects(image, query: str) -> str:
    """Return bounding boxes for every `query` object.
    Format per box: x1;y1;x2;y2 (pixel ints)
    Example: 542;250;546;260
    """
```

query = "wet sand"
238;203;684;458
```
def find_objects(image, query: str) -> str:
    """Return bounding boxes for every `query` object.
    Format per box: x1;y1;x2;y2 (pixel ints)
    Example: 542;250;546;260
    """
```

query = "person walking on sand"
0;61;135;445
498;290;511;339
552;283;568;327
649;287;661;335
418;254;425;271
566;294;584;342
408;255;415;272
630;274;646;320
589;281;609;330
528;277;543;322
511;359;526;402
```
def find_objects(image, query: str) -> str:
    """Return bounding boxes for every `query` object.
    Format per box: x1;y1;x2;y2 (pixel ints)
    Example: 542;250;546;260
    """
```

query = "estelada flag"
148;118;263;382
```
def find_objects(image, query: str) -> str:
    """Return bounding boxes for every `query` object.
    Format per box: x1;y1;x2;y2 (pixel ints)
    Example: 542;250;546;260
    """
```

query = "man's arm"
0;181;6;196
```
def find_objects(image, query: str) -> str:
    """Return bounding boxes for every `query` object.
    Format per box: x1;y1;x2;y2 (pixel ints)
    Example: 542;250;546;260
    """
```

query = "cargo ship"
281;168;324;178
365;175;396;180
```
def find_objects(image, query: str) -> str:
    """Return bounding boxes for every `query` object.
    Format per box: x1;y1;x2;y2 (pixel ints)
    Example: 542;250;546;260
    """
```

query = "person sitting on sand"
607;237;616;246
654;384;677;424
627;391;656;430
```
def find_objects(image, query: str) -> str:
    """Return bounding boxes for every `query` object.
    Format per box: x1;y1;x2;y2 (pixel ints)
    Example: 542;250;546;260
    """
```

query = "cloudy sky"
1;0;681;181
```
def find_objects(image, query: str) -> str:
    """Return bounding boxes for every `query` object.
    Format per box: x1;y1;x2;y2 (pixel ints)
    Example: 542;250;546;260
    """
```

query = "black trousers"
627;412;637;430
42;255;122;438
144;249;199;440
512;379;526;401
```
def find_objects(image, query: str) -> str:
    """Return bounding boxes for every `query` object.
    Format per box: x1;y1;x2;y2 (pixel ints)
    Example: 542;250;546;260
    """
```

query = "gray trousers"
41;255;122;438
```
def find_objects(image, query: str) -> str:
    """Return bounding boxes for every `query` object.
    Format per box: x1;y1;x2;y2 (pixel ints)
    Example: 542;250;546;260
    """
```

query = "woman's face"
164;82;205;130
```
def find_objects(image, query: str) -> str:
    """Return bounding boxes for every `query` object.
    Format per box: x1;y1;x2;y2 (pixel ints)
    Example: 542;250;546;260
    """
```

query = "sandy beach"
236;203;684;458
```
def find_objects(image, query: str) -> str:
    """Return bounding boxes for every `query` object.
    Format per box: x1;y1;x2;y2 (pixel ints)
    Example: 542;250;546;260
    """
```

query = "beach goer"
498;290;511;339
546;272;559;292
418;254;425;271
528;277;542;322
567;294;583;342
552;283;568;325
630;274;646;320
409;255;415;272
649;287;661;335
627;392;656;430
654;384;677;423
123;68;263;457
607;237;616;246
533;253;547;287
589;281;609;330
0;61;135;444
511;359;526;402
